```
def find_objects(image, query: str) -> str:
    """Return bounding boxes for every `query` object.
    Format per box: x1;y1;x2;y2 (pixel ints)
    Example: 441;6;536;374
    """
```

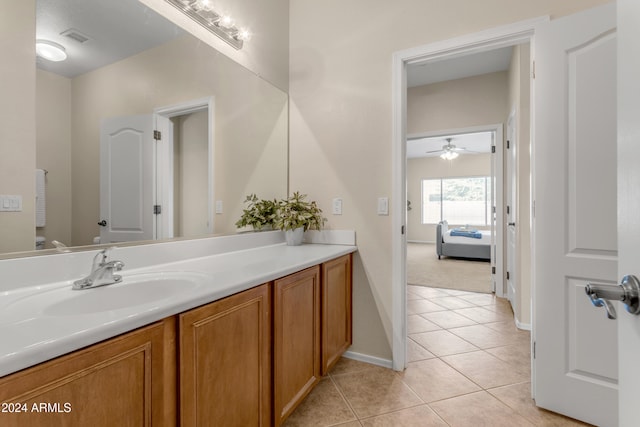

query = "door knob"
98;220;107;227
585;275;640;320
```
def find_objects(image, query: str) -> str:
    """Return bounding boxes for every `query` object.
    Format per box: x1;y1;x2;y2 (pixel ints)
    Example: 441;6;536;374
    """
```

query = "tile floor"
284;285;591;426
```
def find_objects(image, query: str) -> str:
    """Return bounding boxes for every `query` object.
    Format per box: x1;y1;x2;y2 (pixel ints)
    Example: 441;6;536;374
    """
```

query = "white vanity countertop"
0;242;356;377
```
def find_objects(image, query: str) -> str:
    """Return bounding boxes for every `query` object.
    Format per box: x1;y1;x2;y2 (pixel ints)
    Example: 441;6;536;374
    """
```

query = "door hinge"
506;205;510;215
533;341;536;359
153;130;161;141
153;205;162;215
506;271;510;280
532;60;536;79
507;140;510;149
492;266;496;274
493;206;496;214
401;225;405;235
491;145;496;153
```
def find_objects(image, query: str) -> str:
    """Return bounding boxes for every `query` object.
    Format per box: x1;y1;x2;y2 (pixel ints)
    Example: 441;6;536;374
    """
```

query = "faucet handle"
92;247;113;269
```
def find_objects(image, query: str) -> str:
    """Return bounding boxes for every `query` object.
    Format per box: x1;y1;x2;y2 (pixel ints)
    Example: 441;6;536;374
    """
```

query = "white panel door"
617;1;640;425
534;3;617;426
100;115;155;244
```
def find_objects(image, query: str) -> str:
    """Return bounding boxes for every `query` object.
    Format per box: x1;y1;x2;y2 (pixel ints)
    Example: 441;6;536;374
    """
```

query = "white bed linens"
442;230;491;246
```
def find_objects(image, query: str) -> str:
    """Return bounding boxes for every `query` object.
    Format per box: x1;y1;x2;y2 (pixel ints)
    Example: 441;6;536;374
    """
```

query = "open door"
506;111;517;307
99;115;155;244
533;3;617;426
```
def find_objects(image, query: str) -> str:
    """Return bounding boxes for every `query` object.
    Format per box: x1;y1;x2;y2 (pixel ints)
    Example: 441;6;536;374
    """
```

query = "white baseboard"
342;351;393;369
407;240;435;244
515;318;532;331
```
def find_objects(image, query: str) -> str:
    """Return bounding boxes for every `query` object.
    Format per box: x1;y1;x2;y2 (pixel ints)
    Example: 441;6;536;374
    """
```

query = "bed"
436;220;491;260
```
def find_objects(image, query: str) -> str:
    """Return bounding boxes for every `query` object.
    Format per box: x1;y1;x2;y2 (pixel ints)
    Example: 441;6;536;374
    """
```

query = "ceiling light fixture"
165;0;249;50
440;150;459;160
35;40;67;62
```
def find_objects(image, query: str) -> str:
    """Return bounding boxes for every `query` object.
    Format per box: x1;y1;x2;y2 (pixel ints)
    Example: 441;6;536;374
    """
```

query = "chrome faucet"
73;248;124;290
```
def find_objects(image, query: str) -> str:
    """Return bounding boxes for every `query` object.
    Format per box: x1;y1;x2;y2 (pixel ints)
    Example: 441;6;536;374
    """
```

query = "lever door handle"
98;220;107;227
585;275;640;320
508;222;516;226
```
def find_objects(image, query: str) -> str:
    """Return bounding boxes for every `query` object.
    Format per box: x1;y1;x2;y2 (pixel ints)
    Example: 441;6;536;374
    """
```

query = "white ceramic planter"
285;227;304;246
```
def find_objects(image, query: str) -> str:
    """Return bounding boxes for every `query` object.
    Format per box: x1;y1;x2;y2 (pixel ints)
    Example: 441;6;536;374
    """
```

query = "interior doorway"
391;18;541;371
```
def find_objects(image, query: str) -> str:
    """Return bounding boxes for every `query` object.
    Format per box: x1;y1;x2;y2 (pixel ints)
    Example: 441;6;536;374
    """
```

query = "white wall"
289;0;612;361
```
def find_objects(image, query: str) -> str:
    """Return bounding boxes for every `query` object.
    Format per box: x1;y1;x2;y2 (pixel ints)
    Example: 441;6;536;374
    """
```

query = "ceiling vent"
60;29;90;44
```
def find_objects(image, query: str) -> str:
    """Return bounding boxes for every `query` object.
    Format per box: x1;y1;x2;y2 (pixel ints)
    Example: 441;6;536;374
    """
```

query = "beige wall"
289;0;611;360
0;1;36;253
173;111;209;237
36;70;72;249
408;72;509;134
70;34;288;246
140;0;289;91
407;154;492;242
507;43;532;326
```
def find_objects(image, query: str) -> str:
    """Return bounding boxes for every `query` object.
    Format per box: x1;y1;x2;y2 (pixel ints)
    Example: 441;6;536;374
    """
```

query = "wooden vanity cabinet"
178;283;272;427
321;254;353;375
273;266;321;426
0;318;176;427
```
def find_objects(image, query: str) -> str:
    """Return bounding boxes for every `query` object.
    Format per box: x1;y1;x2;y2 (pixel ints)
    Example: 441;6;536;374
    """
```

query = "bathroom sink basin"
4;271;210;317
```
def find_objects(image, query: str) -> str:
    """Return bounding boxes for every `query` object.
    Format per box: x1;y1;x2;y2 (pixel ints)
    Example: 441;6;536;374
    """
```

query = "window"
422;176;492;225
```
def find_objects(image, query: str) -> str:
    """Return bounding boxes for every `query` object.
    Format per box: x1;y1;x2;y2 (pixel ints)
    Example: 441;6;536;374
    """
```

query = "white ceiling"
407;132;493;159
36;0;185;78
407;46;513;88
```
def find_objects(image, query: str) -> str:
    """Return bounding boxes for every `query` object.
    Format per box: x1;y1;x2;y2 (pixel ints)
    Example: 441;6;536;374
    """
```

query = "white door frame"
154;97;215;238
407;124;504;296
391;16;547;371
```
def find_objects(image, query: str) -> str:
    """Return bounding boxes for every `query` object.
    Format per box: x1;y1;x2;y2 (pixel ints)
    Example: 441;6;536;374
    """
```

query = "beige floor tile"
422;310;478;329
333;366;423;419
331;422;363;427
453;306;513;323
407;314;441;334
439;288;485;297
482;300;515;316
430;391;535;426
407;299;448;314
410;329;479;356
448;324;517;349
283;378;357;427
457;293;500;306
428;296;477;310
398;358;480;403
486;343;531;372
360;405;448;427
441;350;530;389
488;382;593;426
406;291;422;301
406;285;450;299
407;337;436;362
328;358;382;377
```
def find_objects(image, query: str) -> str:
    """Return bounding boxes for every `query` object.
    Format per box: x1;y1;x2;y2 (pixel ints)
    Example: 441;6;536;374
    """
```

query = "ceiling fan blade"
425;149;444;154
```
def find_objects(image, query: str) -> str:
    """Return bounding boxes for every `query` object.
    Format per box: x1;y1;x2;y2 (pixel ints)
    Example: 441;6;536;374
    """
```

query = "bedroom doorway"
405;128;503;297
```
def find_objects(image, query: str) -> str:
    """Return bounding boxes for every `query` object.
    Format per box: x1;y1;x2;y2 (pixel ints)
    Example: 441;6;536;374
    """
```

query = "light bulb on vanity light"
36;40;67;62
235;28;252;41
217;15;234;28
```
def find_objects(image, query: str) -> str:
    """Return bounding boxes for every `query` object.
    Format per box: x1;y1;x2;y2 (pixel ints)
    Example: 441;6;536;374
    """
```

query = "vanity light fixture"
35;40;67;62
165;0;251;50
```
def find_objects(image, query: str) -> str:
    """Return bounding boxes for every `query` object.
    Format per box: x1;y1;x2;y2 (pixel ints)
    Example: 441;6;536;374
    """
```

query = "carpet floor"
407;242;493;294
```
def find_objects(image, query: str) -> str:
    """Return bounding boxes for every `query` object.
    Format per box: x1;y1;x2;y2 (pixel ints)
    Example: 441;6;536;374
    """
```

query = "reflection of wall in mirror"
33;34;287;249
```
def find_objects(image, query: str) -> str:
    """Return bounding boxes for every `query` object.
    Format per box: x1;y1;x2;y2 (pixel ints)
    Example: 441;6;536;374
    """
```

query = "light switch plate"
377;197;389;216
332;198;342;215
0;195;23;212
215;200;223;214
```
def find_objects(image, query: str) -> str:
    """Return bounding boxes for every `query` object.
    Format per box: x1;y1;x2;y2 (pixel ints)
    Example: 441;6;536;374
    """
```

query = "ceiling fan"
425;137;480;160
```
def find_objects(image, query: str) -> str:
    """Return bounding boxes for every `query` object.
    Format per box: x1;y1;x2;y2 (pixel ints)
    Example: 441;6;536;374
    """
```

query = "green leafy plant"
274;192;327;231
235;194;278;230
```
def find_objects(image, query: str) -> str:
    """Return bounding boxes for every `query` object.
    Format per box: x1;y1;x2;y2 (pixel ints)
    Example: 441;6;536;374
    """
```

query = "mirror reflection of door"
99;115;154;244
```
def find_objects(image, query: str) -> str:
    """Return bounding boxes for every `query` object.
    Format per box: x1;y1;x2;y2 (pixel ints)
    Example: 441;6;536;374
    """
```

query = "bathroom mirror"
2;0;288;257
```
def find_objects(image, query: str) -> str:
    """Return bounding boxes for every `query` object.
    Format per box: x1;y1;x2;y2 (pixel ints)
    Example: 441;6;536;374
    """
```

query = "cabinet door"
0;318;176;427
273;266;321;426
179;283;272;427
321;254;353;375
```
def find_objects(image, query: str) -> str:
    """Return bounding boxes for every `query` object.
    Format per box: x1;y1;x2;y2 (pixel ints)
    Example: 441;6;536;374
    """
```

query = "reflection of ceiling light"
440;150;459;160
36;40;67;62
165;0;248;50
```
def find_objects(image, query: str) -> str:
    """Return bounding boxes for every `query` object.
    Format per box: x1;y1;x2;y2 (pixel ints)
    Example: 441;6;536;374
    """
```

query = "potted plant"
235;194;278;231
274;192;327;246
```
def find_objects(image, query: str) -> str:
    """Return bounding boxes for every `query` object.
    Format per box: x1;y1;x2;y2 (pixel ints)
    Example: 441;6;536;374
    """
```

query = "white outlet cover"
332;198;343;215
377;197;389;215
